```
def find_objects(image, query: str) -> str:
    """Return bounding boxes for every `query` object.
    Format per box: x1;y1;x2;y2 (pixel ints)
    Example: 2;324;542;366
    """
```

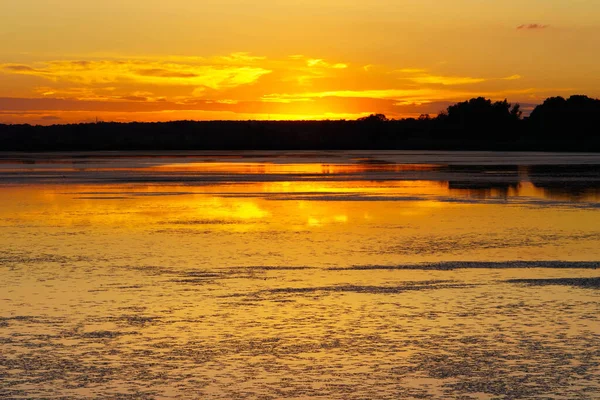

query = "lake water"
1;151;600;399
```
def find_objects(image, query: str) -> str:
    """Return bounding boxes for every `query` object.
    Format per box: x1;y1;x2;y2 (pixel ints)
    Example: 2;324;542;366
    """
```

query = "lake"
1;151;600;399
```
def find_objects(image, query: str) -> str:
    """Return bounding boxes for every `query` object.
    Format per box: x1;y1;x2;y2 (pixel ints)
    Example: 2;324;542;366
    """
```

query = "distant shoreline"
0;119;598;152
2;96;598;152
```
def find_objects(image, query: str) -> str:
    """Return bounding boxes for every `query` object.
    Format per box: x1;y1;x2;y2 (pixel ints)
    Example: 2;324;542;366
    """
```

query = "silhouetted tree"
0;96;598;151
440;98;521;126
358;114;388;122
433;97;523;143
528;95;600;143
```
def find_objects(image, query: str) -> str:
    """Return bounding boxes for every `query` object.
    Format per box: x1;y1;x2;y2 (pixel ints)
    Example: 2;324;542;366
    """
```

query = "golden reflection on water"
1;154;600;398
0;176;599;264
153;162;441;174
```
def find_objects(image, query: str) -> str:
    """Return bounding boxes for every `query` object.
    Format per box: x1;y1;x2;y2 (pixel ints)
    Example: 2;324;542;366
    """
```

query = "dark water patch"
88;284;146;293
382;232;600;256
404;331;600;398
129;192;195;197
0;316;40;323
112;264;178;276
87;314;162;327
161;219;241;225
0;389;29;399
172;278;217;285
0;353;121;388
506;277;600;288
63;191;194;196
118;315;161;326
74;196;131;200
227;266;316;271
111;265;232;281
0;315;65;327
171;271;223;284
113;285;145;290
80;330;130;339
96;391;162;400
518;199;600;209
154;228;214;235
330;261;600;271
170;267;320;285
0;250;90;266
225;281;472;298
183;271;223;278
264;194;428;202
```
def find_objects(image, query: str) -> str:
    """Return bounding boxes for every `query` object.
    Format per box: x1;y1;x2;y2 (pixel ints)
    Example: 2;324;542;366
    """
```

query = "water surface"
1;151;599;399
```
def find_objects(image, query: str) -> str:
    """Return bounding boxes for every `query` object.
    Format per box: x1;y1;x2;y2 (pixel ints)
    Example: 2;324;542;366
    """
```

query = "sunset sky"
1;0;599;124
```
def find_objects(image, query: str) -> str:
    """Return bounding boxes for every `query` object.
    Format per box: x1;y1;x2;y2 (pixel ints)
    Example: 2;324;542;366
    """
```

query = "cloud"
32;86;158;102
0;51;550;123
408;75;486;85
503;74;522;81
306;59;348;69
217;52;266;63
118;95;149;102
517;24;549;30
215;99;239;105
395;68;486;85
395;68;522;86
262;89;440;103
396;68;427;74
2;64;44;73
136;68;198;78
0;57;272;89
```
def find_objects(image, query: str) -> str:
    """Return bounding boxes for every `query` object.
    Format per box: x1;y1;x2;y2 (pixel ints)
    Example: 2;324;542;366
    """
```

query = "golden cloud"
408;75;486;85
306;59;348;69
262;89;440;102
0;51;540;124
1;58;272;89
394;69;522;86
503;74;522;81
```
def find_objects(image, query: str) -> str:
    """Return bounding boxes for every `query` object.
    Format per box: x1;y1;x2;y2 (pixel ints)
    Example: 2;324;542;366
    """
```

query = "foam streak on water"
1;151;600;399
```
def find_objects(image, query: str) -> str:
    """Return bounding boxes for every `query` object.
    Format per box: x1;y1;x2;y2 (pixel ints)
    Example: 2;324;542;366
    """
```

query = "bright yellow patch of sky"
1;0;599;124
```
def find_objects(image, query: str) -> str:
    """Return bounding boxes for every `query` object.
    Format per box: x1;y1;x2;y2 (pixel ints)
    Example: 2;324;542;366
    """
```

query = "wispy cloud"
262;89;441;103
517;24;549;30
408;75;486;85
306;59;348;69
395;68;487;86
395;68;427;74
395;68;522;86
0;58;272;90
136;68;199;78
2;64;45;73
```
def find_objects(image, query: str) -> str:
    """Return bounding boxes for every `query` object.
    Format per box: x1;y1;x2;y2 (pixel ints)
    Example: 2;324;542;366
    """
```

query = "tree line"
1;95;599;151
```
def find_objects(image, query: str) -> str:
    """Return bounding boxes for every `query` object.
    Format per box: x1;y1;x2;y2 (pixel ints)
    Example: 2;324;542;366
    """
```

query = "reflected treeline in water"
527;165;600;201
442;164;600;201
528;181;600;201
445;164;521;199
0;152;599;201
447;180;600;201
447;181;520;199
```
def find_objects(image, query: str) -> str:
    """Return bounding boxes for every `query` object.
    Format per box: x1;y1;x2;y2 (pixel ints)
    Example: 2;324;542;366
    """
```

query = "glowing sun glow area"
1;0;600;124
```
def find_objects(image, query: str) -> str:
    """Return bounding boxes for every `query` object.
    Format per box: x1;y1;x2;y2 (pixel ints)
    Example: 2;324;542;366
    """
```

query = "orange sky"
1;0;599;124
